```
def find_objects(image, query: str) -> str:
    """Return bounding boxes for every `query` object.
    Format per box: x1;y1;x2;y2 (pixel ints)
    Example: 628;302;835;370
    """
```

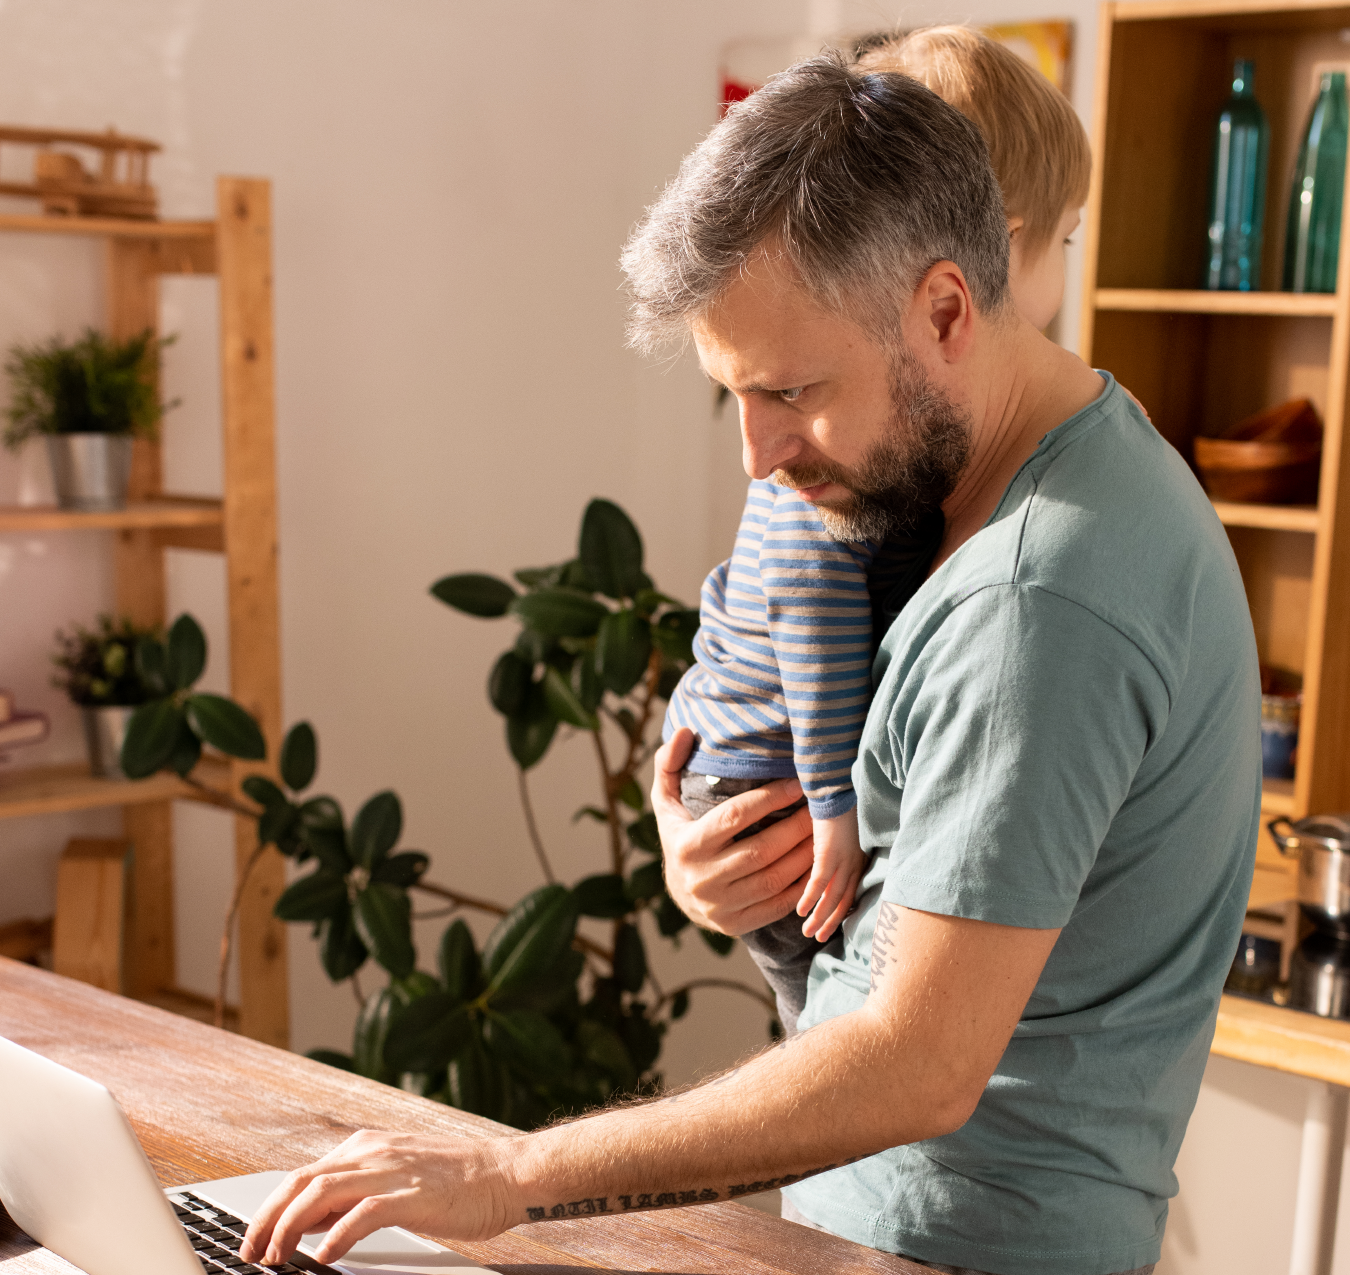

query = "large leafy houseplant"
121;499;774;1129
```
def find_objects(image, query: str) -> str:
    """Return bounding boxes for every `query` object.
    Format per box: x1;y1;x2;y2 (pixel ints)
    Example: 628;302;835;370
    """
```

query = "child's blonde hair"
856;26;1091;258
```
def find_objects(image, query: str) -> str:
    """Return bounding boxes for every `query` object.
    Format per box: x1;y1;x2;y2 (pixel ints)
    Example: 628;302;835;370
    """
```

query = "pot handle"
1268;815;1299;855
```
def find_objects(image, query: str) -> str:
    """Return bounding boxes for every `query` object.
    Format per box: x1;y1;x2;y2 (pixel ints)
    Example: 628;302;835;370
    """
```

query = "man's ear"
915;261;975;362
1007;215;1025;242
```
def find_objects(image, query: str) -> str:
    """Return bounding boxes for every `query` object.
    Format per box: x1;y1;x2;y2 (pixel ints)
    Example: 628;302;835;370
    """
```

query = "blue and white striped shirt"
665;480;879;820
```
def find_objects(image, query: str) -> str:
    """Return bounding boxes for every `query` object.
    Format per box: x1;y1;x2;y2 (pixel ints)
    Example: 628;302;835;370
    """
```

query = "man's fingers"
710;777;803;840
310;1193;406;1263
263;1170;388;1263
241;1164;322;1261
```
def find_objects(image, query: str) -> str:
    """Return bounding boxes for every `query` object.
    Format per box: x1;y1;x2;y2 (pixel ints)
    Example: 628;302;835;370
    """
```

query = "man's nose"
739;398;803;480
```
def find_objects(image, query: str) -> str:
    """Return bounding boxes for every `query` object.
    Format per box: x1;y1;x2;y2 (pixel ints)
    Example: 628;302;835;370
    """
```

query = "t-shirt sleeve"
878;584;1171;929
760;485;875;820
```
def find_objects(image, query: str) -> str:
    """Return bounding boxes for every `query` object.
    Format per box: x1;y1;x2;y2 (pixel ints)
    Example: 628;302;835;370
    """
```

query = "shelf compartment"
0;213;214;240
1213;993;1350;1088
0;497;223;533
1263;777;1297;814
1213;500;1320;530
0;756;230;821
1096;289;1339;316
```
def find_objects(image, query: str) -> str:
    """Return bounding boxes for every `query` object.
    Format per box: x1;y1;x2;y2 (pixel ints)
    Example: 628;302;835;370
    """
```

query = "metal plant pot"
82;705;138;780
46;434;133;511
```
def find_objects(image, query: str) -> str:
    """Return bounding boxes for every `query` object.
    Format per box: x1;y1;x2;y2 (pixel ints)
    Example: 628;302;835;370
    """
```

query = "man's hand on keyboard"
239;1131;514;1264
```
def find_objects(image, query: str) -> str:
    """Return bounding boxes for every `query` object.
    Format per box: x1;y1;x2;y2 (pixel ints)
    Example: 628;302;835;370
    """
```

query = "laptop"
0;1035;492;1275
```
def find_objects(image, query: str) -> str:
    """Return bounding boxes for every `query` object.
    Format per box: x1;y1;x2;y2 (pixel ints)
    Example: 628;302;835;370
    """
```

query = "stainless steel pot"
1269;813;1350;932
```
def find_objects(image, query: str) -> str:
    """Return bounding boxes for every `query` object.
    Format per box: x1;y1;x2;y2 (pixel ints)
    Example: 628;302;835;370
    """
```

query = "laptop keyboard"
169;1191;321;1275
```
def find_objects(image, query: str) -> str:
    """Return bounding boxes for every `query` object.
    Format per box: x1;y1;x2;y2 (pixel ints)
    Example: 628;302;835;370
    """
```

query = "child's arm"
798;807;866;942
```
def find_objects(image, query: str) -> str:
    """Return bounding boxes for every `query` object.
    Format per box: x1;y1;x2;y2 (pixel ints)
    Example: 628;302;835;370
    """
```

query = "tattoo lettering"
870;901;902;991
728;1156;859;1199
615;1189;719;1211
525;1197;613;1221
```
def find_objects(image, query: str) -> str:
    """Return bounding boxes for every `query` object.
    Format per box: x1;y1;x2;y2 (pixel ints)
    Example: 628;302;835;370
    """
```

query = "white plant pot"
46;434;133;511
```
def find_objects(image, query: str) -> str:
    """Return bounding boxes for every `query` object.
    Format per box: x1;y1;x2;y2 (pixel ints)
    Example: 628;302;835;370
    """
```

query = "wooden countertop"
0;959;917;1275
1213;993;1350;1087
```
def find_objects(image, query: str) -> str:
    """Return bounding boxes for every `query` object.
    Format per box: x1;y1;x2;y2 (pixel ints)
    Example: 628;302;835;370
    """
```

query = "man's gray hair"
621;53;1010;353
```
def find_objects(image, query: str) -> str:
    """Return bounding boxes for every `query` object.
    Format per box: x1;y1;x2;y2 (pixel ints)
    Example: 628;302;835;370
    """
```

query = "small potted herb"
52;616;164;778
3;328;175;511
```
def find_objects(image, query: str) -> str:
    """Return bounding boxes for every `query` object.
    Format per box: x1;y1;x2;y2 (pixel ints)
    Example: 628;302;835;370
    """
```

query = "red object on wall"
721;78;754;116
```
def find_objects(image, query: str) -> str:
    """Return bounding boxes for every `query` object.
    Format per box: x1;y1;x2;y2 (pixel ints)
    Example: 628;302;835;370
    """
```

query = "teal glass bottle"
1284;71;1350;293
1205;59;1269;291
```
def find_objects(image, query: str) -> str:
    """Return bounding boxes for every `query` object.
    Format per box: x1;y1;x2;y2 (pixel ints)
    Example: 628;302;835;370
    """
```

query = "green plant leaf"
579;499;645;599
306;1049;356;1072
318;908;367;981
242;775;287;810
573;873;629;919
596;608;652;696
280;721;317;791
572;805;609;824
493;947;583;1015
258;797;300;851
429;572;517;617
303;822;351;876
656;662;684;701
438;919;481;1001
373;850;429;887
513;628;556;665
274;870;347;922
350;790;402;869
185;693;266;760
620;1007;664;1074
447;1023;509;1121
652;608;700;665
699;928;736;956
514;563;564;589
542;665;598;731
354;881;415;980
119;697;184;778
168;714;202;778
578;649;603;711
353;986;400;1079
488;651;532;716
134;635;168;697
670;989;690;1020
164;614;207;690
483;1008;570;1077
510;588;608;638
560;558;597;592
506;681;557;770
617;778;643;811
626;812;661;856
625;859;664;904
576;1019;638;1091
383;993;473;1074
613;923;647;993
655;892;691;937
483;884;578;995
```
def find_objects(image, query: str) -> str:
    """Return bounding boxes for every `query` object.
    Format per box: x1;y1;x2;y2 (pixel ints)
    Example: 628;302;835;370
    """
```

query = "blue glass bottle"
1205;59;1269;291
1284;71;1349;293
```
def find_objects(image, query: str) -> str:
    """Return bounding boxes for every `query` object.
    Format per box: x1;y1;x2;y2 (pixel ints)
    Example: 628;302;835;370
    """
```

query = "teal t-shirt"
781;375;1261;1275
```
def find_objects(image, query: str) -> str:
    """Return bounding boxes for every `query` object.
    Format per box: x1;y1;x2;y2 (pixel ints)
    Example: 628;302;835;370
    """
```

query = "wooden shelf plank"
1263;778;1297;815
1213;501;1320;531
1095;288;1338;317
0;497;223;533
0;213;214;240
1213;994;1350;1087
0;756;230;821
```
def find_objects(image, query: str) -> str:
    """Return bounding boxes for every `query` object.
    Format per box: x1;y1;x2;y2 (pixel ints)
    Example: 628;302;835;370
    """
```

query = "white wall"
0;2;1339;1271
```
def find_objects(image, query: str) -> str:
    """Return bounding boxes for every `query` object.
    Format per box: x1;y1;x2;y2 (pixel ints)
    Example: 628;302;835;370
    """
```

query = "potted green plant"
52;615;166;778
3;328;175;511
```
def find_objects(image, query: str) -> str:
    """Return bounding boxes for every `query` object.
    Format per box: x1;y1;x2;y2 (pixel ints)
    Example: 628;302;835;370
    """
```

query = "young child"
665;26;1093;1034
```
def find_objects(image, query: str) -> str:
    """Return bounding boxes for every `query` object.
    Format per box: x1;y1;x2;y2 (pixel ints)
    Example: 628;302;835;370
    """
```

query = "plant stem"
215;840;269;1030
517;769;556;884
657;978;778;1016
350;970;366;1008
182;774;258;818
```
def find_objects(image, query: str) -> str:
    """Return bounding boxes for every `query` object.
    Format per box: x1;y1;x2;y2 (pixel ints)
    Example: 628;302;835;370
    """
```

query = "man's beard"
774;349;971;542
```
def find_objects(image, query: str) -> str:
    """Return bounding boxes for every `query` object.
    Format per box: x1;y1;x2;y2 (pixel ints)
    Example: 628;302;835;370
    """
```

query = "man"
242;56;1259;1275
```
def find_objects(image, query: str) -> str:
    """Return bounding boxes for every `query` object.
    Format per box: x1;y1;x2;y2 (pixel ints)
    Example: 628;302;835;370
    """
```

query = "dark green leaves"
510;588;608;638
484;1008;569;1076
574;873;628;919
430;573;517;617
383;993;472;1074
165;614;206;690
580;499;644;599
275;871;347;922
489;651;531;716
700;928;736;956
506;681;557;770
439;919;481;1001
596;609;651;696
484;885;578;995
613;923;647;993
280;721;317;791
120;698;184;778
350;791;402;869
625;858;664;905
652;608;700;665
354;882;415;980
186;693;266;759
542;665;598;731
626;812;661;856
318;908;367;981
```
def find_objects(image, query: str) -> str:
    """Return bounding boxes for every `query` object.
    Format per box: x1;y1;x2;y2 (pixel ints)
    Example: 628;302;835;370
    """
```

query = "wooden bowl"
1195;398;1322;504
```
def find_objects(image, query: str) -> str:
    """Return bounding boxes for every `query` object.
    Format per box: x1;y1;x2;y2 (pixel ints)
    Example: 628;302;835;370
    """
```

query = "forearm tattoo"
870;900;901;992
524;1157;859;1222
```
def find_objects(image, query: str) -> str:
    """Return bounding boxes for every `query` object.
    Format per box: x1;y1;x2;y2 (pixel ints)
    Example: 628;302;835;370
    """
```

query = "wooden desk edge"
1213;993;1350;1087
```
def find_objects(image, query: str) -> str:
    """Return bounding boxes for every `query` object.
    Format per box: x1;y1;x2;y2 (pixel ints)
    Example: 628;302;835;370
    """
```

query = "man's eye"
778;387;804;403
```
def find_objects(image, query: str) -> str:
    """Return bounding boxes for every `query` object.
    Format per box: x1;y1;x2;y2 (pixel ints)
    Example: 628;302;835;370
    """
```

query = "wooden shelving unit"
0;181;288;1047
1082;0;1350;957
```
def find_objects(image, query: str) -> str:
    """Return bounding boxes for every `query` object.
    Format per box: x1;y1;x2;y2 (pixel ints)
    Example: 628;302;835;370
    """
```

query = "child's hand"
797;809;866;942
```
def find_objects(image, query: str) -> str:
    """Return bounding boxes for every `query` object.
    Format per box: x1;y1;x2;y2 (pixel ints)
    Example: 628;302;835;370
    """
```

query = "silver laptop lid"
0;1034;200;1275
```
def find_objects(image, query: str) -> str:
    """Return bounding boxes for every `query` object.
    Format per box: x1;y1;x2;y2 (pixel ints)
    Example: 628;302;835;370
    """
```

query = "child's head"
855;26;1092;329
